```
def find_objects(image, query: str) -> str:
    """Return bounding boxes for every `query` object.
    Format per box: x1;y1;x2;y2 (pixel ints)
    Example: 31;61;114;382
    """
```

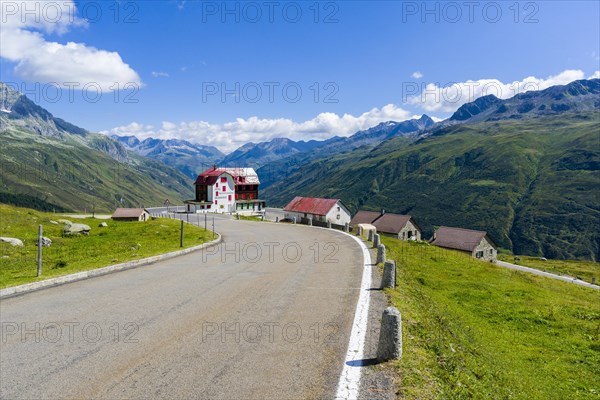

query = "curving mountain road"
0;217;366;399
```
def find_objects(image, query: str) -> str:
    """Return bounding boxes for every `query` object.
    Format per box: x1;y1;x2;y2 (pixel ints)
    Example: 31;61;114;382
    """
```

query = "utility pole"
212;216;215;239
205;212;207;231
37;225;43;277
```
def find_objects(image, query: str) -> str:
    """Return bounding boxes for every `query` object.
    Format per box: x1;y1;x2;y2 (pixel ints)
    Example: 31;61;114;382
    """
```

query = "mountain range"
112;115;435;177
1;79;598;260
0;83;194;212
260;79;600;260
112;135;224;179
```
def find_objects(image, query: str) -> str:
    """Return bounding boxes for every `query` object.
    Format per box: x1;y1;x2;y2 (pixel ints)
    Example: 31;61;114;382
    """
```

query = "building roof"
430;226;495;252
194;170;233;186
221;168;260;184
112;208;148;218
283;196;341;216
194;167;259;186
349;211;381;227
372;214;413;234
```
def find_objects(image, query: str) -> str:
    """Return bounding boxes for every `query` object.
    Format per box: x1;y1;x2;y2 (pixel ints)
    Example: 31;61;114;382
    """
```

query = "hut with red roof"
283;196;351;225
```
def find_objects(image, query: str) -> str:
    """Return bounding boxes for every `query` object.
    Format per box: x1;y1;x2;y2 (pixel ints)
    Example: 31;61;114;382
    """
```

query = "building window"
337;206;340;211
216;191;219;196
221;177;227;183
476;251;484;258
235;194;239;200
336;214;340;220
242;194;246;199
408;231;413;238
489;249;493;255
215;200;218;205
207;205;211;209
228;195;232;201
249;193;254;199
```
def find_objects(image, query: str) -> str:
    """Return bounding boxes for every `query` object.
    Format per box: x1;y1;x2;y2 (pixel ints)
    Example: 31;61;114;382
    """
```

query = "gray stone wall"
398;220;421;241
472;236;497;261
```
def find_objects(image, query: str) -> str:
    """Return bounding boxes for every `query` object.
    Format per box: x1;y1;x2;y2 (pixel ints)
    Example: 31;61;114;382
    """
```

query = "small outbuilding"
283;196;351;226
355;223;377;237
111;208;150;222
350;210;421;241
373;213;422;241
430;226;497;261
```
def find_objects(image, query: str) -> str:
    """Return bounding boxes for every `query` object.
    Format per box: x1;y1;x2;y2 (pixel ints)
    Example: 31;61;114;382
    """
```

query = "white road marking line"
334;234;372;400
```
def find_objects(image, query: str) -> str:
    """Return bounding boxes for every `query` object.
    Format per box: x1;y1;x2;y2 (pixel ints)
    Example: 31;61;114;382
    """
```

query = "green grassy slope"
264;112;600;260
0;126;194;212
383;238;600;399
0;204;212;288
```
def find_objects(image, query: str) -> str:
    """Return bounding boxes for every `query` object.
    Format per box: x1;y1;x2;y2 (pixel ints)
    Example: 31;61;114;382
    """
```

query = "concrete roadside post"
373;233;380;248
368;230;374;242
327;220;332;229
382;260;396;288
377;244;386;264
377;307;402;361
357;226;363;237
293;217;296;225
308;218;312;226
344;222;349;232
276;217;279;223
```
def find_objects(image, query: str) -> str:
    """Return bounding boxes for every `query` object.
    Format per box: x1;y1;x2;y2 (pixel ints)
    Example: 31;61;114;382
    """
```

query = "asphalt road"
0;218;365;399
495;260;600;290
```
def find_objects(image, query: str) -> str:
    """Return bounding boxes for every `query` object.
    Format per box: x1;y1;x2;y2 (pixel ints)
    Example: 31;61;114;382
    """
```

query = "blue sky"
1;0;599;152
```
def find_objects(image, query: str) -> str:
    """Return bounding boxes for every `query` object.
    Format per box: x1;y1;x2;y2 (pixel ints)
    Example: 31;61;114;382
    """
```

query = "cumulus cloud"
589;70;600;79
407;69;588;113
102;104;420;153
0;0;141;92
411;71;424;79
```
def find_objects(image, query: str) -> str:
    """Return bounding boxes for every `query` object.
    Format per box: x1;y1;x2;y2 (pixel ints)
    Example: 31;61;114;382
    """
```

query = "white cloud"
0;0;141;92
589;71;600;79
101;104;422;153
151;71;170;78
411;71;424;79
407;69;587;113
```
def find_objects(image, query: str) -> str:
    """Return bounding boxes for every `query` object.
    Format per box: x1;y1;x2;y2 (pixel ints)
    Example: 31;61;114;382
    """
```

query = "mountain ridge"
0;83;195;211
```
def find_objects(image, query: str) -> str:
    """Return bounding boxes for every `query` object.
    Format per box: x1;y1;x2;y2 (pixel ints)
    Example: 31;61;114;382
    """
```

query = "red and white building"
186;166;265;214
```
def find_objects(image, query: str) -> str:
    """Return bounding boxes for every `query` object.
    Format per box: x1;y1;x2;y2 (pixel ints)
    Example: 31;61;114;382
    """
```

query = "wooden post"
37;225;43;277
180;220;184;248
